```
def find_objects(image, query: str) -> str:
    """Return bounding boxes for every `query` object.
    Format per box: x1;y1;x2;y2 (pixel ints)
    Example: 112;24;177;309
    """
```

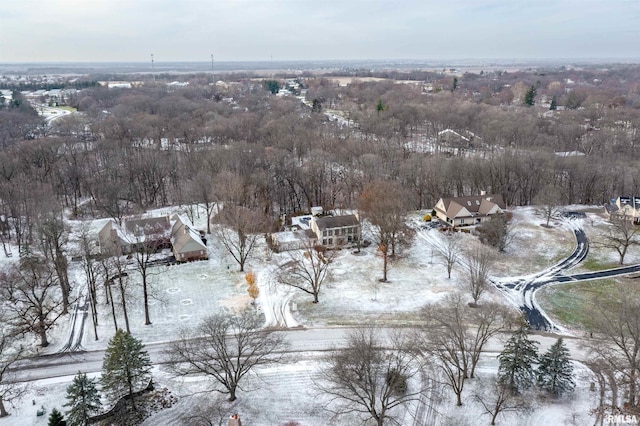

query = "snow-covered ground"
2;205;633;425
5;353;598;426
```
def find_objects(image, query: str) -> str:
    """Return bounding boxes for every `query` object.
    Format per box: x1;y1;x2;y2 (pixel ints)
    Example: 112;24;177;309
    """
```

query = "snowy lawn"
1;353;597;426
536;207;640;331
1;205;621;425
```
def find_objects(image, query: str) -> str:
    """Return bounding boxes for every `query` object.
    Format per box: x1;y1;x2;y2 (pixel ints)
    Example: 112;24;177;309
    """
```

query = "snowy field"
5;354;598;426
1;205;632;425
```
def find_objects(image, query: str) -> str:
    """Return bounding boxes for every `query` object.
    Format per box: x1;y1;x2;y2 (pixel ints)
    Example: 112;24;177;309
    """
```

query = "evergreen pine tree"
311;98;322;113
498;322;539;393
48;408;66;426
18;243;33;259
524;86;537;106
549;96;557;110
537;338;575;396
101;330;152;411
64;372;101;426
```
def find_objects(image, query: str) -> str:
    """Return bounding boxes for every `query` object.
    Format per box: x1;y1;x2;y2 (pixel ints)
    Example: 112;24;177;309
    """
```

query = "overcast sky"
1;0;639;63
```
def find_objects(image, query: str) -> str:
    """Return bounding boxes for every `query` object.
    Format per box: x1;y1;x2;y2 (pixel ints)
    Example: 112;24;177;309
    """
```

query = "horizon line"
2;57;640;65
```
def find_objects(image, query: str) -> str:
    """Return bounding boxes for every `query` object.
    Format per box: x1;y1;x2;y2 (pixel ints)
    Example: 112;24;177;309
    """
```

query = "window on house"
328;238;333;245
322;239;327;245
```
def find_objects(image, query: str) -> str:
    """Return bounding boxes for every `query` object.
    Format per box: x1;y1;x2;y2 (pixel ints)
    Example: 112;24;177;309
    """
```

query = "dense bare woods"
1;65;640;241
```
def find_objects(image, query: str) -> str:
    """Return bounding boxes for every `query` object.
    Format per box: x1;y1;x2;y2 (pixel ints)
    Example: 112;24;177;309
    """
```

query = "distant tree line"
0;80;99;91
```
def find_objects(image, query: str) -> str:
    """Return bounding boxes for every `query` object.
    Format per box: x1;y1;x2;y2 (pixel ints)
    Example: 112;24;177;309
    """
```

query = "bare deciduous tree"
420;295;469;407
0;322;27;417
583;283;640;410
359;180;414;282
167;309;288;402
124;221;169;326
0;255;64;347
189;169;218;234
595;217;640;265
466;247;495;307
212;205;266;272
37;209;71;314
419;294;510;406
77;225;101;340
100;254;132;333
474;378;529;426
467;303;513;379
316;327;428;426
279;243;335;303
534;184;563;227
437;232;462;279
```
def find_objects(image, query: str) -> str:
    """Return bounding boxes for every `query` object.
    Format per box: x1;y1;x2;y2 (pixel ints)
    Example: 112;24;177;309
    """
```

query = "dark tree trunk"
38;320;49;347
107;281;118;332
142;275;151;326
118;276;131;333
0;398;8;417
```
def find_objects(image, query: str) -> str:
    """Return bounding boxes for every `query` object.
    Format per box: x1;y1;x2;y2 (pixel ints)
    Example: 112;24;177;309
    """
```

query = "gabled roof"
171;215;206;254
313;215;360;231
438;128;470;142
98;220;128;247
124;216;171;237
438;195;505;218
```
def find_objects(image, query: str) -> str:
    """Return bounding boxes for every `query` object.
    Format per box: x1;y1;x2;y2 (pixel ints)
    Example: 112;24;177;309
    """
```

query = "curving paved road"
496;221;640;331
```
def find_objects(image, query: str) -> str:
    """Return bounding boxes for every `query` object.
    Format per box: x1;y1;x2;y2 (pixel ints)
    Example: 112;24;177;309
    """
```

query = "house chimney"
228;413;242;426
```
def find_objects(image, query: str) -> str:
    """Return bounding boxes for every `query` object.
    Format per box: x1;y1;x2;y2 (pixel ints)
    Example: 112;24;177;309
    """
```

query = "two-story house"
310;215;361;249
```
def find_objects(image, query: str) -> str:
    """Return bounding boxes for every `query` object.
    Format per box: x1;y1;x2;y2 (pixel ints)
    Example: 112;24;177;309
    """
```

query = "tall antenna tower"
151;53;156;82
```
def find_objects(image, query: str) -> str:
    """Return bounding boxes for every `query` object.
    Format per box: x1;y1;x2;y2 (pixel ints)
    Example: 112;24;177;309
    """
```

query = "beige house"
98;216;173;256
97;220;129;255
607;197;640;224
98;214;206;261
311;215;361;249
434;194;505;227
170;215;208;262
